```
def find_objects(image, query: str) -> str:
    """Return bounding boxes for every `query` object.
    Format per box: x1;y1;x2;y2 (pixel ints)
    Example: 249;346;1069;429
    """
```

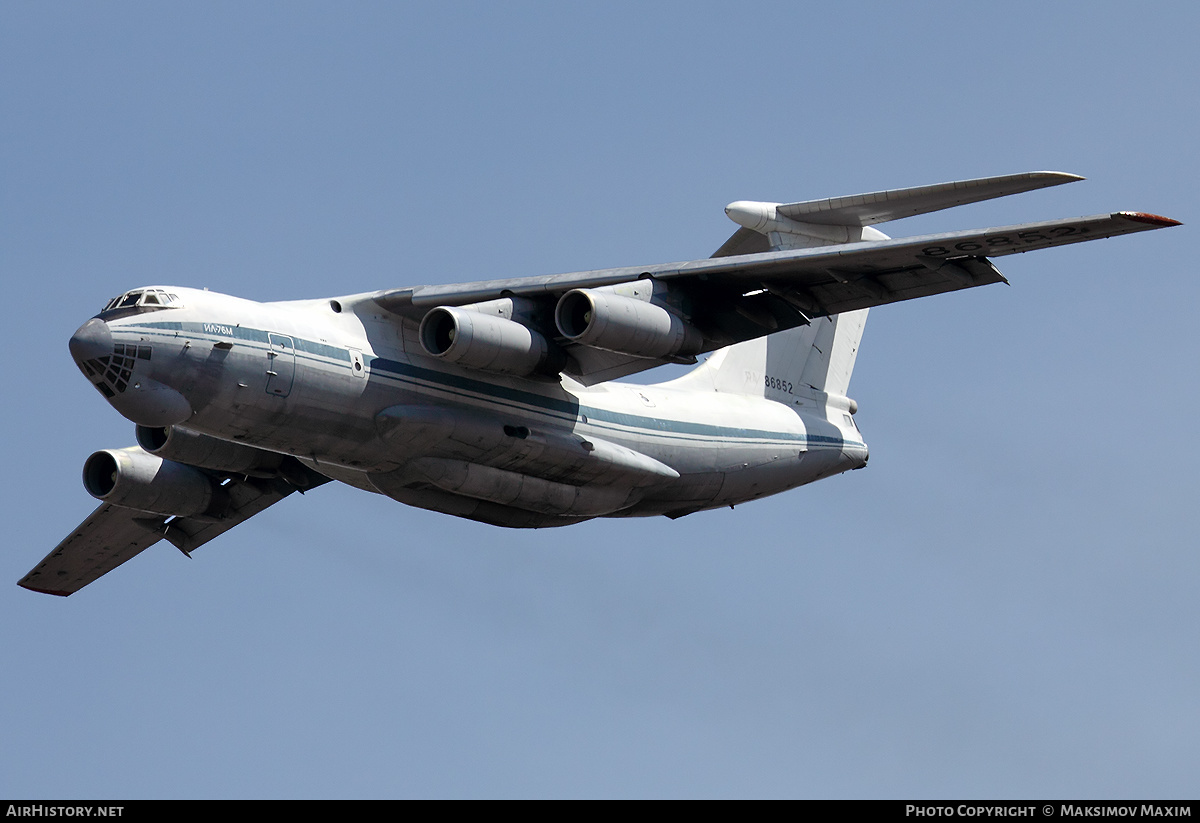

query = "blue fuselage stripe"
124;321;861;451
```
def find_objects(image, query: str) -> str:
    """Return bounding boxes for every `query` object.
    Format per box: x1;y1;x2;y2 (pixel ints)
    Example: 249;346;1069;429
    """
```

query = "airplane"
19;172;1180;596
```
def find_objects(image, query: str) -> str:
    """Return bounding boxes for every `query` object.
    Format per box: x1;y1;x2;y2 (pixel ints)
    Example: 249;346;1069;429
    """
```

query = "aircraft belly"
607;471;727;518
372;458;641;517
367;402;678;519
369;484;596;529
374;403;677;488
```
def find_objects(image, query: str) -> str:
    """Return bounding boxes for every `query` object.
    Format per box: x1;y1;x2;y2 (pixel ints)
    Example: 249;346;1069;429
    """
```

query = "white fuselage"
82;287;868;527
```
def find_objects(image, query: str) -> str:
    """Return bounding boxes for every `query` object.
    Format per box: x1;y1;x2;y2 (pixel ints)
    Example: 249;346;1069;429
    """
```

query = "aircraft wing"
385;212;1177;307
19;473;328;596
367;210;1178;383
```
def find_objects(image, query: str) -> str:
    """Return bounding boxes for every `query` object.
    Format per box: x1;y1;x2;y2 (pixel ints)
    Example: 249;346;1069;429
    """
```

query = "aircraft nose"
69;318;113;363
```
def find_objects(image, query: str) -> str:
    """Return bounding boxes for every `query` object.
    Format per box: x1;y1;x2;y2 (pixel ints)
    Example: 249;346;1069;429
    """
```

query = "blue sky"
2;1;1197;798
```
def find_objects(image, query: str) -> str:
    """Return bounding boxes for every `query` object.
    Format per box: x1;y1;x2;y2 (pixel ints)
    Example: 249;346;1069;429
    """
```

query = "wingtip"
1032;171;1086;184
1118;211;1182;227
18;581;73;597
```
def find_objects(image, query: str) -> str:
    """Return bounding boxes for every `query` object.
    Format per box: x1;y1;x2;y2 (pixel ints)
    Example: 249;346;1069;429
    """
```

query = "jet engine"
555;287;702;359
83;447;225;518
136;425;285;476
419;306;559;376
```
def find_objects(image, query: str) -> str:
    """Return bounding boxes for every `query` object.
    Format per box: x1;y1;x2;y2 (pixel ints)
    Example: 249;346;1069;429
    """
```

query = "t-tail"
672;171;1095;424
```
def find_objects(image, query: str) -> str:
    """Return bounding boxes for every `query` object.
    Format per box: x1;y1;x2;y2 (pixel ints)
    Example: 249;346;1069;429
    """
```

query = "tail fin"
664;308;868;401
684;174;1069;398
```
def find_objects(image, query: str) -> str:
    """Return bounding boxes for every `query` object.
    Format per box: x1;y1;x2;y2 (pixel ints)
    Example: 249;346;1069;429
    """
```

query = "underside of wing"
691;212;1181;320
19;504;168;596
20;470;328;596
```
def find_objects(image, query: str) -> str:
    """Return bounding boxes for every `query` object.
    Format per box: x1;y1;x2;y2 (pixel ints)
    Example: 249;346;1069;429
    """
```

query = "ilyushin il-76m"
20;172;1179;595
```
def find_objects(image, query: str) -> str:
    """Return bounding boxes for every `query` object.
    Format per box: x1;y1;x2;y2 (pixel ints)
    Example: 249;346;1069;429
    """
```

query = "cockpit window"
100;289;183;317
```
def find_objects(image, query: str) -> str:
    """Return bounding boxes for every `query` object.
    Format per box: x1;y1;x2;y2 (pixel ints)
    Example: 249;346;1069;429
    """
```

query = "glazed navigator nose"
69;318;113;363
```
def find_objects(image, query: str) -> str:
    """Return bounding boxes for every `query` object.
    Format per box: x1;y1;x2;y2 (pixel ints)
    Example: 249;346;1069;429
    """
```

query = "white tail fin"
663;308;868;401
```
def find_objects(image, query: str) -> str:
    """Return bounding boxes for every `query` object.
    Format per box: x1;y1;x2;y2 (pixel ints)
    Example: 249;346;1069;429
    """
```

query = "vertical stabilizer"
799;309;867;397
671;184;878;400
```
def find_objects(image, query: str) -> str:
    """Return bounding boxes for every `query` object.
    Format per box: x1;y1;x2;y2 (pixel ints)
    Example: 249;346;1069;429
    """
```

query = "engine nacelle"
555;287;702;359
136;425;285;476
419;306;557;376
83;447;223;518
